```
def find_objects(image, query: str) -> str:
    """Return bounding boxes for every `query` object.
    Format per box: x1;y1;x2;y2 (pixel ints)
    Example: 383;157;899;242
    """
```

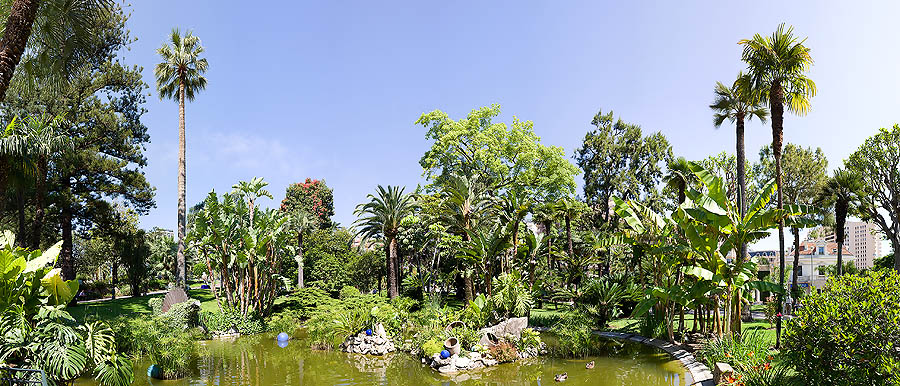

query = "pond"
77;332;688;386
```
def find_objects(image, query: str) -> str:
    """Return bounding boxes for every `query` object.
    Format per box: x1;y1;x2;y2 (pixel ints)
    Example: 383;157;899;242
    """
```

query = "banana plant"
677;162;807;337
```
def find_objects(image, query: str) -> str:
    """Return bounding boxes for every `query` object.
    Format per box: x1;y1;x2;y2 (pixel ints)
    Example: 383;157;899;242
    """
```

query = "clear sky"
124;1;900;251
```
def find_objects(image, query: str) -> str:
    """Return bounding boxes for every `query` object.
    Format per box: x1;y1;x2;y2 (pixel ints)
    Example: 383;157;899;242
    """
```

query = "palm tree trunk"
771;80;786;349
388;237;400;298
790;227;800;303
836;205;846;276
0;0;39;102
735;115;747;336
29;157;47;249
176;81;187;288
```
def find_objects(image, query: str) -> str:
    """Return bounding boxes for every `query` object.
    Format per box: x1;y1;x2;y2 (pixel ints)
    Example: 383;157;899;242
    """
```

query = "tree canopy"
416;104;578;201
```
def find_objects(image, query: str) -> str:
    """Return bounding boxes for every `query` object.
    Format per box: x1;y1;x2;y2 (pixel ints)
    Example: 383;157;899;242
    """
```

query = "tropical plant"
816;169;862;276
0;115;70;249
0;232;132;386
187;178;293;318
154;28;208;288
353;185;415;299
458;223;511;297
740;23;816;346
489;272;533;320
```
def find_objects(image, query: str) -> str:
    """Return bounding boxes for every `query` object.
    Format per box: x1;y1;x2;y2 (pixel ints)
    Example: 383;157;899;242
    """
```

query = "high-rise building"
806;221;882;269
843;221;882;270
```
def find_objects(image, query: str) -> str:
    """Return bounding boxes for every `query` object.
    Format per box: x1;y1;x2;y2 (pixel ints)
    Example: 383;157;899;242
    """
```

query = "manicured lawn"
68;288;218;322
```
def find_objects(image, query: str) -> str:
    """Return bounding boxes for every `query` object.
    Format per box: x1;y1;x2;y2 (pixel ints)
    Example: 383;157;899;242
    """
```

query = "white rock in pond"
456;357;471;369
438;364;457;373
375;323;387;338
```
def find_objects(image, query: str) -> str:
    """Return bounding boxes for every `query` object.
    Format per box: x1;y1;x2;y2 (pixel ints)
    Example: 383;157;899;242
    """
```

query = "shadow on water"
76;331;687;386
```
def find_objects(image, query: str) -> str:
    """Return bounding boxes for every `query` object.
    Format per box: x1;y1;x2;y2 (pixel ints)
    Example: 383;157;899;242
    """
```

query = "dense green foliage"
0;233;132;386
188;178;293;317
783;271;900;385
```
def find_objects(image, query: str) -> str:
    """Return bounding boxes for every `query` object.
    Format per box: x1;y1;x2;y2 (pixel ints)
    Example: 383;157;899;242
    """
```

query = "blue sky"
125;1;900;250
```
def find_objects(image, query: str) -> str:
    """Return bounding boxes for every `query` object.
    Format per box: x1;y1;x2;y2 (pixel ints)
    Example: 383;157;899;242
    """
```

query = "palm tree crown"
739;23;816;115
354;185;414;241
710;74;769;128
154;28;208;102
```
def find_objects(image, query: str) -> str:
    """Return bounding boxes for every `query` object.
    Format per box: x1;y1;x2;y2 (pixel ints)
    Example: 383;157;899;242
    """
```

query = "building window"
818;246;825;255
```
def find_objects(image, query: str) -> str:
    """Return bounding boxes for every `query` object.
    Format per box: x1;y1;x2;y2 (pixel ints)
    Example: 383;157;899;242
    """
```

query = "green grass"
68;288;219;322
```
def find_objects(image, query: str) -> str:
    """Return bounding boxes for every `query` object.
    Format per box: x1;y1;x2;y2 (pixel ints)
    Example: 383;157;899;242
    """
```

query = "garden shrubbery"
783;270;900;386
199;307;266;335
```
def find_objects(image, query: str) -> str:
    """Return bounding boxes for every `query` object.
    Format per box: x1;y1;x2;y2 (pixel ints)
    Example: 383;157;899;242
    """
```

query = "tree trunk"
29;157;47;249
0;0;39;102
836;205;846;276
176;82;187;288
112;258;118;300
464;273;474;302
770;79;786;349
387;237;400;299
566;215;574;259
16;187;26;247
736;111;748;290
790;227;801;303
59;178;75;281
296;231;304;288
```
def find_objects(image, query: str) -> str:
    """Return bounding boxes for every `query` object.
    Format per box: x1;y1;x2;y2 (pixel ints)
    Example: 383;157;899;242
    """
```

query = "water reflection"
77;332;687;386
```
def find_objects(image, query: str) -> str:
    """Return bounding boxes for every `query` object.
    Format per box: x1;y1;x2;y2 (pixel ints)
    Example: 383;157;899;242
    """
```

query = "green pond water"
77;333;688;386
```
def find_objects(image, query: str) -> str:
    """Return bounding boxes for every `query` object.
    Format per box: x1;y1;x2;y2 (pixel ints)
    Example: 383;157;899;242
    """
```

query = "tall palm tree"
740;23;815;348
711;74;769;217
155;28;208;288
816;169;862;276
354;185;414;299
710;74;769;284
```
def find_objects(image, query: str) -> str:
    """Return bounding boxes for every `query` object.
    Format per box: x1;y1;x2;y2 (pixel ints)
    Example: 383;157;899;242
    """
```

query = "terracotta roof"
789;241;853;257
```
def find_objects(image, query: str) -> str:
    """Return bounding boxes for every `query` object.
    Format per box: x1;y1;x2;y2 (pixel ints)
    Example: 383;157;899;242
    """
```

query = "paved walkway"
76;289;169;304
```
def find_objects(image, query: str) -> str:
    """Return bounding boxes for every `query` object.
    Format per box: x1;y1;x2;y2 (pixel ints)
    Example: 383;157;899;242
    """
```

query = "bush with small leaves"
783;271;900;386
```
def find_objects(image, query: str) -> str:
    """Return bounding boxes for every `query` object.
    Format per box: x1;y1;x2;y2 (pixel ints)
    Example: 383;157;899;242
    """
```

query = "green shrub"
528;312;563;328
277;287;336;319
696;331;771;372
110;316;200;380
638;312;667;340
516;327;542;352
148;297;164;315
339;285;361;299
421;338;444;357
575;277;624;328
266;310;303;338
157;301;200;330
783;270;900;386
199;307;265;335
